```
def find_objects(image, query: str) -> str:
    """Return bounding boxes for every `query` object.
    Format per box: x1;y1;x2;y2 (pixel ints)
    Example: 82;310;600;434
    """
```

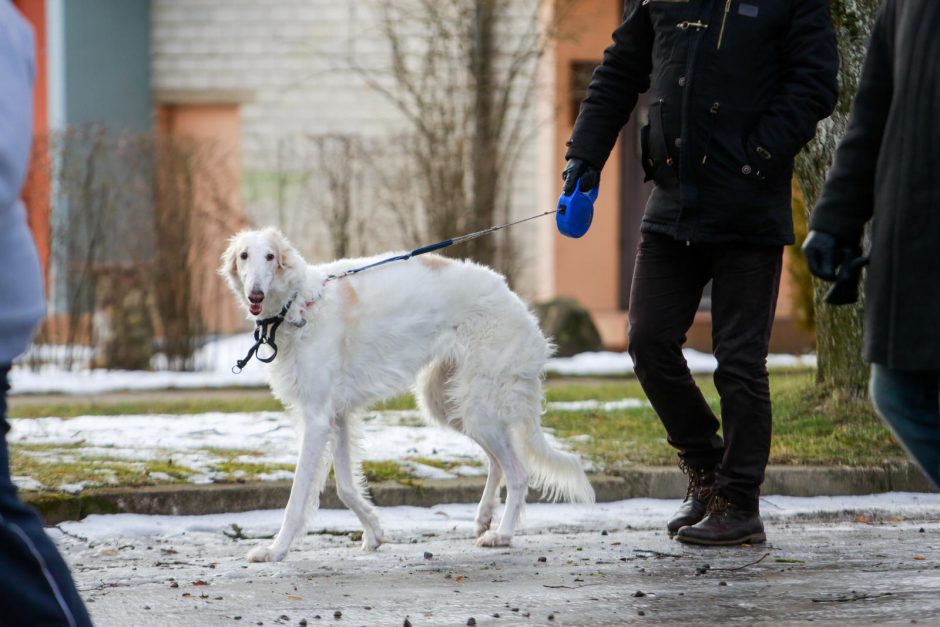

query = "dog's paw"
476;531;511;548
246;544;287;563
361;528;384;552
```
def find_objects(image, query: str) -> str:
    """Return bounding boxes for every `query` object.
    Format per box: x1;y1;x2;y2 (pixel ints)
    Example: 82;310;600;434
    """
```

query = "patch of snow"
8;335;816;395
56;492;940;543
6;408;577;489
12;476;42;491
58;482;87;495
449;464;487;477
549;399;648;411
546;349;816;377
403;462;457;480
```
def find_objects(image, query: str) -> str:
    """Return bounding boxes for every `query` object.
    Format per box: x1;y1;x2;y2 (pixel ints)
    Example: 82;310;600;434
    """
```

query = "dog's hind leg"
473;449;504;538
473;433;528;547
333;415;384;552
247;416;334;563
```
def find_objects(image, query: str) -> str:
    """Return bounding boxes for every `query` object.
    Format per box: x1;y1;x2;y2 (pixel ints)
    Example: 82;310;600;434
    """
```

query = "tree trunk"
793;0;880;395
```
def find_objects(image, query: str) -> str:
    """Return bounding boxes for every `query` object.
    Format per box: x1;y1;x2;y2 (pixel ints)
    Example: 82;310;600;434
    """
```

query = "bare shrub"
27;126;238;371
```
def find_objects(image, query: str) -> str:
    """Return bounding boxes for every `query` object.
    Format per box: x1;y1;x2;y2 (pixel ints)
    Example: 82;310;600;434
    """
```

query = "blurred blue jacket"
0;1;44;365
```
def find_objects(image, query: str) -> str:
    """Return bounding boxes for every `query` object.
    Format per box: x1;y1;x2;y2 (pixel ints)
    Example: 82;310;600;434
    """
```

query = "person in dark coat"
564;0;839;544
804;0;940;489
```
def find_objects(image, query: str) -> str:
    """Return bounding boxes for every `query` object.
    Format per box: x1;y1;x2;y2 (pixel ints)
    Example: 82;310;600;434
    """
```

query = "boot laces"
705;493;732;516
678;459;715;501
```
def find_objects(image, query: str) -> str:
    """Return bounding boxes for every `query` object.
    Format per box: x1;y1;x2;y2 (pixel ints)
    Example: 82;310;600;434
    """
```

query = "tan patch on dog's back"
341;281;359;323
418;255;453;272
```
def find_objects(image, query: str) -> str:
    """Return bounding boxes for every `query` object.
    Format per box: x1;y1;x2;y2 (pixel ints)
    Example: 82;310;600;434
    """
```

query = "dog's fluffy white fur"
220;227;594;562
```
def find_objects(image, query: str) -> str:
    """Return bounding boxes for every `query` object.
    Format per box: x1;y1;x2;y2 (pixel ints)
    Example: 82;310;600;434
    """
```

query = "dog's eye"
239;252;248;260
266;253;275;261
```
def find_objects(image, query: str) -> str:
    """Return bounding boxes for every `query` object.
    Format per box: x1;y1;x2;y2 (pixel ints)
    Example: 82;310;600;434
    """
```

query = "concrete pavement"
55;499;940;626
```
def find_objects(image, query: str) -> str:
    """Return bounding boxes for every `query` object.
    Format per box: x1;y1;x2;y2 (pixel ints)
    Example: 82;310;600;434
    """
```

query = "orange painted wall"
13;0;51;282
158;103;248;334
552;0;627;346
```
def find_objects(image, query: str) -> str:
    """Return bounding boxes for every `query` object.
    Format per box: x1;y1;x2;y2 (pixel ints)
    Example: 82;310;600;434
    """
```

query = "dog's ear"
219;235;243;292
269;228;303;272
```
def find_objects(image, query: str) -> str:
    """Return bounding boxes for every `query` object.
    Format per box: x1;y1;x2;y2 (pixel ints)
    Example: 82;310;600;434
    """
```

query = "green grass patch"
9;396;286;419
542;371;905;471
7;370;906;494
369;394;418;411
10;394;421;419
361;460;411;483
408;457;483;471
9;448;195;492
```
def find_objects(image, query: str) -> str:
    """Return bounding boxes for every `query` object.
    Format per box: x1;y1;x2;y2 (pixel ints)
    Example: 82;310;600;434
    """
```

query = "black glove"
802;230;868;305
802;230;855;282
562;158;600;195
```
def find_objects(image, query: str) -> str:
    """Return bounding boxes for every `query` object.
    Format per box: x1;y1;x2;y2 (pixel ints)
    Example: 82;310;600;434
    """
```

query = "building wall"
157;103;248;334
62;0;151;130
551;0;628;346
150;0;546;298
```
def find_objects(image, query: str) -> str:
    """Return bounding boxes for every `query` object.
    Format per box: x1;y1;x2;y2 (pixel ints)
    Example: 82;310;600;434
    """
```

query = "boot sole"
675;531;766;546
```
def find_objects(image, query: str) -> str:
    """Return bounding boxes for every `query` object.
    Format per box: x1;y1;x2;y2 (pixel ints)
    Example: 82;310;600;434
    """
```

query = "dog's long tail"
520;397;595;504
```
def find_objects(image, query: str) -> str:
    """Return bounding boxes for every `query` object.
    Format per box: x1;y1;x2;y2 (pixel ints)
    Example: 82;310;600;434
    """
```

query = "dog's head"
219;227;305;318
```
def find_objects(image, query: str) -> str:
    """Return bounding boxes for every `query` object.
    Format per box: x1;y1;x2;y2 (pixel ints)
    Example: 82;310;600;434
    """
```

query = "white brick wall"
151;0;550;297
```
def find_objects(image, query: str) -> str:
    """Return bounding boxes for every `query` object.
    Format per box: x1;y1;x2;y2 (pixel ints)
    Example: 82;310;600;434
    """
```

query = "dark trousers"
0;365;93;627
870;365;940;490
628;231;783;511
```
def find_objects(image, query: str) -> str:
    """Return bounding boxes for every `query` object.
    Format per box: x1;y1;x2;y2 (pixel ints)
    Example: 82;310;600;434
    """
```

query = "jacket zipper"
716;0;732;49
701;102;720;165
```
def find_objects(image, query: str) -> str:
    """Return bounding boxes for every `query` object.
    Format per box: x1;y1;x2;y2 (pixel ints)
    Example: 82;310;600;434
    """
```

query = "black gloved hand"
562;158;600;195
802;230;856;282
803;229;868;305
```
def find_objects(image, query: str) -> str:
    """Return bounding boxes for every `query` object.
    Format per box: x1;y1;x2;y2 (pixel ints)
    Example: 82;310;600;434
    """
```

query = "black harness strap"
232;297;294;373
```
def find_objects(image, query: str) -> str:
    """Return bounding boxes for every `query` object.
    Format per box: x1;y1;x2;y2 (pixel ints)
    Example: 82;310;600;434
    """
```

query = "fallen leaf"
455;575;465;583
192;581;209;586
287;595;303;600
914;556;926;561
854;515;869;524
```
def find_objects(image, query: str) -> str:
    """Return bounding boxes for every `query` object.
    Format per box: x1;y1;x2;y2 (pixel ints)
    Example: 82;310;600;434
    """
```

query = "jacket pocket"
701;105;765;188
648;99;679;187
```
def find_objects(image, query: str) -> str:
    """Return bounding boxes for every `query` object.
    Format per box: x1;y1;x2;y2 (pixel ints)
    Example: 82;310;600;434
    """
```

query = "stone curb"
23;464;936;526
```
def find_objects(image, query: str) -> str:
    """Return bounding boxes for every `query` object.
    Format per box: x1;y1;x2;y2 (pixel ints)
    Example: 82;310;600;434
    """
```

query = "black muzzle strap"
232;297;294;373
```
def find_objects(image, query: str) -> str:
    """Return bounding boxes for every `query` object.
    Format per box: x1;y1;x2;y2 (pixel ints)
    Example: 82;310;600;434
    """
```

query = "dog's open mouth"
249;302;263;316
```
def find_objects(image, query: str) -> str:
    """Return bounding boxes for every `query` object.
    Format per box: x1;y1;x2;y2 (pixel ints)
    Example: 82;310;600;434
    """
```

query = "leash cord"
232;208;559;373
324;208;560;282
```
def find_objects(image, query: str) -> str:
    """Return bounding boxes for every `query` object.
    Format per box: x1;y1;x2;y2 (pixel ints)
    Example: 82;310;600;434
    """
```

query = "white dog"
220;227;594;562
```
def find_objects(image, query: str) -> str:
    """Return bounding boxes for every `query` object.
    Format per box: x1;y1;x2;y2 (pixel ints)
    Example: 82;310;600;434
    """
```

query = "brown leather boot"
666;460;716;538
675;493;766;546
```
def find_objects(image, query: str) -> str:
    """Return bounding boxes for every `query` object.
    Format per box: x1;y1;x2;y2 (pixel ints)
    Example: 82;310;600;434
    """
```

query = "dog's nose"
248;290;265;304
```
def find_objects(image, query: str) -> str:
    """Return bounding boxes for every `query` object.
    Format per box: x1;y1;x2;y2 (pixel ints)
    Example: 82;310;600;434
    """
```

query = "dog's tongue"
249;303;262;316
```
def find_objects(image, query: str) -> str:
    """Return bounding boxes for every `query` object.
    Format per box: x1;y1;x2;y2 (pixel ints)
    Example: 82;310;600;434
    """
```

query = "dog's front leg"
247;418;333;562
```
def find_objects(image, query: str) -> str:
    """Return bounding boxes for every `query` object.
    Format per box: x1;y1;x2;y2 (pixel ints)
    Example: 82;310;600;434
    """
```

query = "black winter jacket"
810;0;940;371
567;0;839;245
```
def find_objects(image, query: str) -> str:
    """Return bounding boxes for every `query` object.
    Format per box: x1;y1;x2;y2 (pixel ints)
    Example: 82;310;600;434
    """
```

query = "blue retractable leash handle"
556;178;598;238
